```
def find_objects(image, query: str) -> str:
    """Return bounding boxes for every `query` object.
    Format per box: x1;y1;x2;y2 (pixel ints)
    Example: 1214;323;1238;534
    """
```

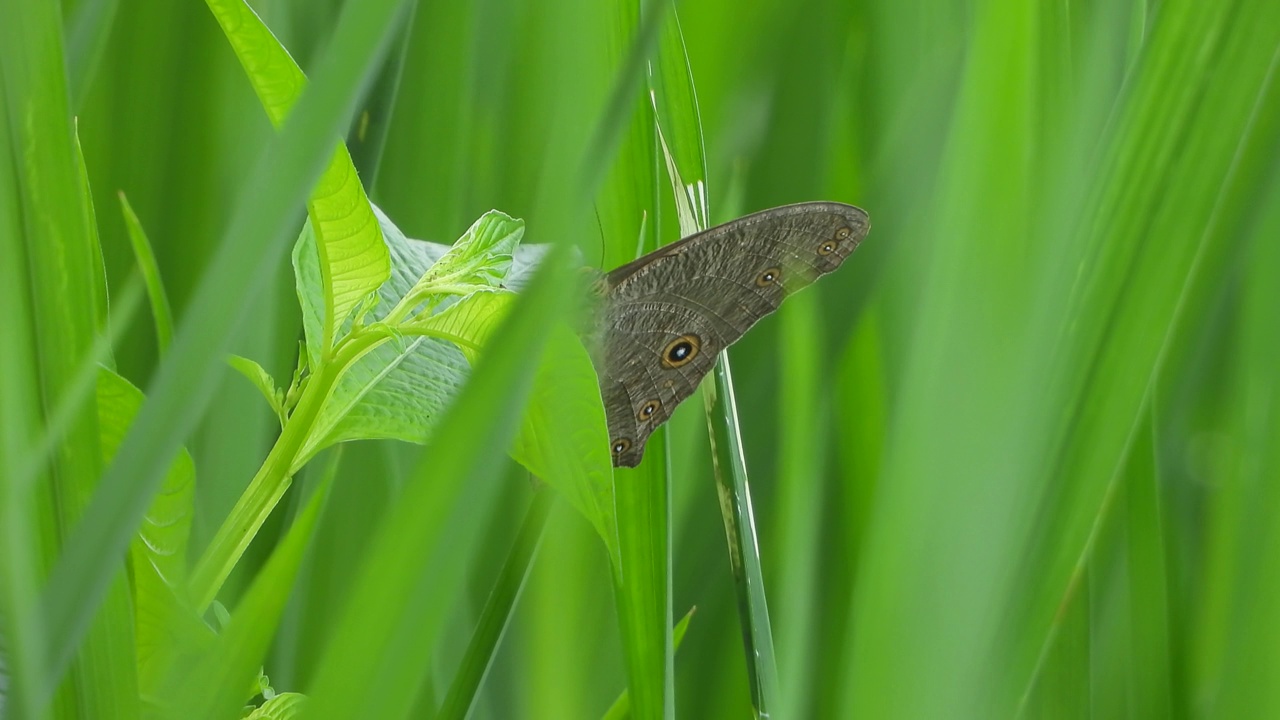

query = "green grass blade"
0;0;138;715
1011;2;1280;705
437;488;554;720
65;0;120;110
602;606;698;720
773;288;825;719
651;4;781;715
702;366;779;716
16;277;144;496
0;76;48;720
72;119;109;336
349;6;416;186
590;3;677;719
40;0;413;694
1122;412;1173;718
118;191;175;356
1207;159;1280;717
611;444;673;720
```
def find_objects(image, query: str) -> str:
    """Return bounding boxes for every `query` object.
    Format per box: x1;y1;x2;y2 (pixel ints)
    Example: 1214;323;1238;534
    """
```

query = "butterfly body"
586;201;869;467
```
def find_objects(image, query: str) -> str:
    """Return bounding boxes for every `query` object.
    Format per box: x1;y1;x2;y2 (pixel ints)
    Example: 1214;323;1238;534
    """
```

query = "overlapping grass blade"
595;2;676;718
437;489;554;720
40;0;413;693
0;0;137;714
0;73;48;720
1205;158;1280;717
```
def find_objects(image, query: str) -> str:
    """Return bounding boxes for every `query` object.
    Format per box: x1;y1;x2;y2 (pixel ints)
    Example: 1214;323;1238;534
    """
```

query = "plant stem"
189;329;388;612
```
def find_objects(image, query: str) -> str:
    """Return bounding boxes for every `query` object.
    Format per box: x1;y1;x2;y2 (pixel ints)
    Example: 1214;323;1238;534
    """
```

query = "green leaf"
508;323;617;560
303;247;575;720
94;367;201;695
391;209;527;320
204;0;391;357
299;206;615;553
243;693;307;720
118;191;175;356
227;355;286;426
291;206;548;463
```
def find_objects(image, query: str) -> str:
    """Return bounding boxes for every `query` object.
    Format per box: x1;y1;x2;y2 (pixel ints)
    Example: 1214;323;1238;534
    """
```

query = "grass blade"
0;73;48;720
0;0;138;714
40;0;413;694
118;191;175;356
437;489;554;720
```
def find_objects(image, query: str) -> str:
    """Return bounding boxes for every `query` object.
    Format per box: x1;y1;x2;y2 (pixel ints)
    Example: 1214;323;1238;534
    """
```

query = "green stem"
189;329;388;612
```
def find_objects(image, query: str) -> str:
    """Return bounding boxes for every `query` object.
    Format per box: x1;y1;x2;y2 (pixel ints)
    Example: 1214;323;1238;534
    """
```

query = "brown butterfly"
582;201;870;467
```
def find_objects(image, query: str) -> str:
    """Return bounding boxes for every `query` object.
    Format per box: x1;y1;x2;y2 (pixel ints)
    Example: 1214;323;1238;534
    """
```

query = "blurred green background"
4;0;1280;717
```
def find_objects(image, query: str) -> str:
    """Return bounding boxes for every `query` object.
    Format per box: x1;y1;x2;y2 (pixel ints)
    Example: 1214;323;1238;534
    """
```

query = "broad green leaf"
227;355;286;427
204;0;390;357
508;323;616;560
118;191;175;355
291;206;547;461
244;693;307;720
94;367;201;694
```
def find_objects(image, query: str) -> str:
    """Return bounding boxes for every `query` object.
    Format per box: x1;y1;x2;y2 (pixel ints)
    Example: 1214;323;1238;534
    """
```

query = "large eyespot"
817;240;837;256
637;399;660;421
755;267;781;287
612;438;632;456
661;334;701;368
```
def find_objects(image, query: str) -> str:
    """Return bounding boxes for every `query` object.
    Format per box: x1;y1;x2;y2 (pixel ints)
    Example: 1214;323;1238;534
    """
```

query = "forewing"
596;201;869;467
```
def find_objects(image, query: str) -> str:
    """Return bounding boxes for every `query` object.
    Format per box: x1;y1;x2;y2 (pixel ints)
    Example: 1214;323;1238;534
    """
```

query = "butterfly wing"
593;201;869;467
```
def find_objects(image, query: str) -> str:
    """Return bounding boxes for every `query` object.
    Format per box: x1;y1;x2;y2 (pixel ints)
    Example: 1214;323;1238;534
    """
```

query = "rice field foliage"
2;0;1279;718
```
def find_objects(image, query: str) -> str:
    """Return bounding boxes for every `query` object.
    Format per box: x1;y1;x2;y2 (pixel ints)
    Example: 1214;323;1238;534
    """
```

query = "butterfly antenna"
592;204;606;268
